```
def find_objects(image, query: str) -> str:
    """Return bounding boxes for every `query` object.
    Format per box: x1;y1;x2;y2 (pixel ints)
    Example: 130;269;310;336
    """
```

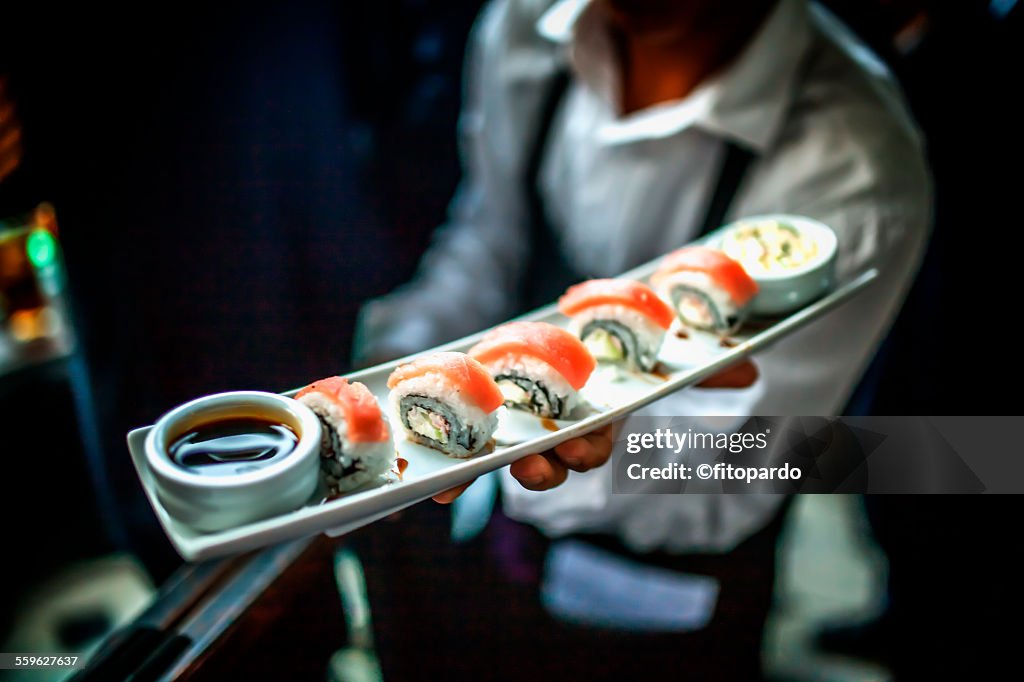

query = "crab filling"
669;285;733;332
582;327;625;362
407;405;451;445
399;395;474;451
494;373;564;418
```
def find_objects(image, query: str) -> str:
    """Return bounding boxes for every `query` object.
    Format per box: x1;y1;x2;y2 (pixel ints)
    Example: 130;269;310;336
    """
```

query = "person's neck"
614;4;774;115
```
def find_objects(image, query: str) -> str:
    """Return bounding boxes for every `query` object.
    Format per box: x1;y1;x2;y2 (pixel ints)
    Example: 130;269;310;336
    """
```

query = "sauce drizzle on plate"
540;418;560;432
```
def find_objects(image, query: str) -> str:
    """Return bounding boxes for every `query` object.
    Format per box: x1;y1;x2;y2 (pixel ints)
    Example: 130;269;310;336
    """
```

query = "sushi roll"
387;351;503;458
468;321;596;419
558;279;674;372
651;246;758;333
296;377;395;492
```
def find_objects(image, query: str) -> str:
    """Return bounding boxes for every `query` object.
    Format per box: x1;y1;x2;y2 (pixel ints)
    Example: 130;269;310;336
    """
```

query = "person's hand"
0;76;22;183
432;357;759;504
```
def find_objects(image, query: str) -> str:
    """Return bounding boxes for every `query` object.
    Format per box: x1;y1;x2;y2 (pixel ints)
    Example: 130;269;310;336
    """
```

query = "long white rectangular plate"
128;266;878;561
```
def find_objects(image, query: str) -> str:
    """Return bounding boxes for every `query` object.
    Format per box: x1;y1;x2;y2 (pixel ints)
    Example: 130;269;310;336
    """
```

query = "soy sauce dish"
711;214;838;316
144;391;322;533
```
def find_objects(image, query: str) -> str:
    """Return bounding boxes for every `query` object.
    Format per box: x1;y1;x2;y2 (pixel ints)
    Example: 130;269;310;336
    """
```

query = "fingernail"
520;475;544;487
562;456;582;467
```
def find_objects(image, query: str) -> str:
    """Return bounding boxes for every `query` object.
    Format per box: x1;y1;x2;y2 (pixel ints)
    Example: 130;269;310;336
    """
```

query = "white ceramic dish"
128;256;877;561
145;391;322;532
709;214;838;316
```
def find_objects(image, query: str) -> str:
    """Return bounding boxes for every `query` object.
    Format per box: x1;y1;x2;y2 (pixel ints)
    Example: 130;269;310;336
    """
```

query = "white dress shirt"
355;0;931;554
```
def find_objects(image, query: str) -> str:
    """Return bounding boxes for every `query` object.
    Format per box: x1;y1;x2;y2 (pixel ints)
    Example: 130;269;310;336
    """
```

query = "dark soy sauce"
169;418;298;476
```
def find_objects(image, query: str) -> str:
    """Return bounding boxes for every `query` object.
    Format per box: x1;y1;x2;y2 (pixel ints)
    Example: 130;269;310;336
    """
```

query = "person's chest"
538;82;731;277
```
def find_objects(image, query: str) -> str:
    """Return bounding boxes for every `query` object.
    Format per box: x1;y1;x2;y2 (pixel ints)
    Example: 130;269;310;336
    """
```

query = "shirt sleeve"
353;1;535;365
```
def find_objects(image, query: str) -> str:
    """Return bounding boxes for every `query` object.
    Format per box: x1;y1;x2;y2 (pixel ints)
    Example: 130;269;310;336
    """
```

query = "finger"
697;359;759;389
509;452;568;491
432;479;474;504
553;425;614;471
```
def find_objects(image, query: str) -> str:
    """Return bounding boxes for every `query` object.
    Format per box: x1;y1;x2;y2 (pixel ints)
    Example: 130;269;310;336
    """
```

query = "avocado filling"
399;395;475;452
494;373;565;419
407;405;450;445
669;285;737;333
583;328;625;361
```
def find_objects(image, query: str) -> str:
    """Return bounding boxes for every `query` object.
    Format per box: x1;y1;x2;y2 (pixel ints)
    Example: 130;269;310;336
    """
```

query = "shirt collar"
536;0;813;151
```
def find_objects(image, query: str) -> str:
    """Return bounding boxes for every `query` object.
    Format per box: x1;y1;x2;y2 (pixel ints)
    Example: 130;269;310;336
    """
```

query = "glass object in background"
0;202;74;374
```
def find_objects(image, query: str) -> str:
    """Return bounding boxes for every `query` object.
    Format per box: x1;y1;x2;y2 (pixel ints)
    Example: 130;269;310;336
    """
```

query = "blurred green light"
26;228;57;269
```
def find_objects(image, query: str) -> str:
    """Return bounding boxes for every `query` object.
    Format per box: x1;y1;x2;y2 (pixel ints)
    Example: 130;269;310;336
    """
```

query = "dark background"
0;0;1020;640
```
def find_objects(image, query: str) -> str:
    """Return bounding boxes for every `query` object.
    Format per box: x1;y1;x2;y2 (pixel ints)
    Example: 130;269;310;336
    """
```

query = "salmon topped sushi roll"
558;279;673;372
469;321;595;419
387;352;503;458
651;246;758;333
296;377;395;492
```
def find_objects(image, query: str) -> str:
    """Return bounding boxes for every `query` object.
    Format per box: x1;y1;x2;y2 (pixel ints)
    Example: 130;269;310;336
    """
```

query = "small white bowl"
710;214;838;316
145;391;322;533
